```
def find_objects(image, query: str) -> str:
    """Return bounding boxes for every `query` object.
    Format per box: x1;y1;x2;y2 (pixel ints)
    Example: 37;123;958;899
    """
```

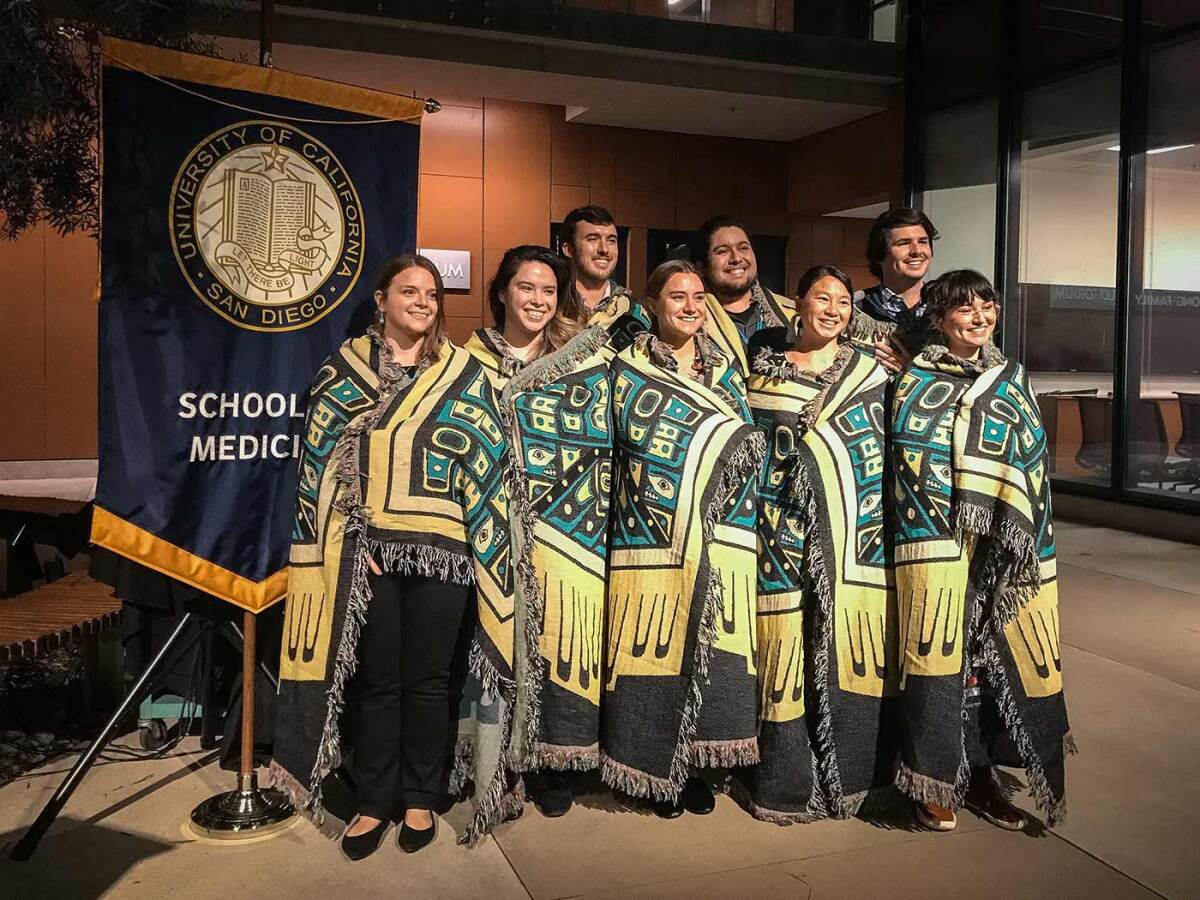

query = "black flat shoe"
341;818;388;861
651;797;685;819
681;777;715;815
397;816;437;853
536;772;574;818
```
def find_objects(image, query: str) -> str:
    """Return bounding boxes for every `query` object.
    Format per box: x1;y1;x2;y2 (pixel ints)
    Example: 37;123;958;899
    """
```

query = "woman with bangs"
890;270;1071;833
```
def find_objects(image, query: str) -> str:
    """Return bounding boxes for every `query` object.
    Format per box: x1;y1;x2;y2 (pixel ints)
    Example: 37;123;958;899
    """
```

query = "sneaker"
536;771;574;818
681;776;716;815
915;802;957;832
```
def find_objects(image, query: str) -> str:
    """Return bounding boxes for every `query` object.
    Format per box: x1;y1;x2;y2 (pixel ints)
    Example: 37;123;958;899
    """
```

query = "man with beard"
694;215;796;374
560;205;650;353
855;207;940;372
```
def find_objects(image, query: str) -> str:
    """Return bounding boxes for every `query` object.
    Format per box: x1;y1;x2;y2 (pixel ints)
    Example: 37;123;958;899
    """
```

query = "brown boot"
965;768;1028;831
915;801;957;832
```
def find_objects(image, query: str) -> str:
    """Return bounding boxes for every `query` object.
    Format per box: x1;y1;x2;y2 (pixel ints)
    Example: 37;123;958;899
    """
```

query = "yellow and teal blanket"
891;344;1071;825
602;333;765;799
744;336;898;822
705;282;900;376
271;333;518;846
703;282;795;375
587;287;653;355
471;325;616;771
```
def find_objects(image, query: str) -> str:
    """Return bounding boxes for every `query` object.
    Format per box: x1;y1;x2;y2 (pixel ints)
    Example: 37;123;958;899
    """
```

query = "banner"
92;38;423;611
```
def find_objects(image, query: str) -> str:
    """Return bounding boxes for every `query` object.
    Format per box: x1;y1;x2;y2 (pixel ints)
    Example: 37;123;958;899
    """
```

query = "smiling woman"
601;258;765;819
464;244;616;819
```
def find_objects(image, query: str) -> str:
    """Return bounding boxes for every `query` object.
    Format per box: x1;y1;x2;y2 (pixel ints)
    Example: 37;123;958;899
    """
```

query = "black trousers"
354;571;471;818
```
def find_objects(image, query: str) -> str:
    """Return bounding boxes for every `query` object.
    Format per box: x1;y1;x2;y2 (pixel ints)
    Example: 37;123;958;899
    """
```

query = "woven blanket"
704;282;897;375
703;282;795;375
743;338;898;822
494;325;615;771
587;288;653;355
271;335;519;845
601;333;765;800
891;344;1071;825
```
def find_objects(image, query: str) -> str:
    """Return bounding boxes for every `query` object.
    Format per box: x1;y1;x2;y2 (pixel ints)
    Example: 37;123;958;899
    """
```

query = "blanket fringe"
790;463;846;810
458;650;521;846
501;325;610;398
895;761;959;810
267;760;342;840
448;737;475;799
848;315;897;345
467;640;505;703
979;631;1069;826
301;528;373;828
370;539;476;586
729;779;827;826
689;738;760;770
498;450;545;772
953;501;1040;627
599;753;679;802
536;742;600;772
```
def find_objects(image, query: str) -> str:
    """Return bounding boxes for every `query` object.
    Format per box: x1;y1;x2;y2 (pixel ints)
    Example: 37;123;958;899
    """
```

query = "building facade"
910;0;1200;516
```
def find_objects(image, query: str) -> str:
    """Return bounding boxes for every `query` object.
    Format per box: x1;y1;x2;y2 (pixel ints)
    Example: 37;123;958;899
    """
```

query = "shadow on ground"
0;818;175;900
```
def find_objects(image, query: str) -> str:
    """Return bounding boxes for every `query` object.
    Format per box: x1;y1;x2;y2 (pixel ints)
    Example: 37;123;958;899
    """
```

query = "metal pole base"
189;771;296;840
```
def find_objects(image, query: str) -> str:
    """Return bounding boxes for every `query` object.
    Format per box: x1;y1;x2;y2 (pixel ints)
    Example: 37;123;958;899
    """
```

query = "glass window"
920;101;998;283
1013;64;1121;486
922;1;1001;109
1126;35;1200;502
870;1;898;43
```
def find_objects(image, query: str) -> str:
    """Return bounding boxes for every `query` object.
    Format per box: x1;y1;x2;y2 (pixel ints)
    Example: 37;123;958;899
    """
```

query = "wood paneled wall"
0;96;891;460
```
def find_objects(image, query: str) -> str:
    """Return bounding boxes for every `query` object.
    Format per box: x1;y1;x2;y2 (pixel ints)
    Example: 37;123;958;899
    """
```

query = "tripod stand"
9;609;282;860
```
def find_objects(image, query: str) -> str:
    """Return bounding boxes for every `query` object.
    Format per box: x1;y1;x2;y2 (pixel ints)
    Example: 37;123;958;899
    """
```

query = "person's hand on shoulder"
874;336;912;373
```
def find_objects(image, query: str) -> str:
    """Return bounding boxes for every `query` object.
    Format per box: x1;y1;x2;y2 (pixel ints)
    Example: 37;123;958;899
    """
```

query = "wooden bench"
0;574;121;662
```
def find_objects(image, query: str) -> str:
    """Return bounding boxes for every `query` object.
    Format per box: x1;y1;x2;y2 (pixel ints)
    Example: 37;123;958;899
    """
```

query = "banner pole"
189;604;294;839
240;610;256;777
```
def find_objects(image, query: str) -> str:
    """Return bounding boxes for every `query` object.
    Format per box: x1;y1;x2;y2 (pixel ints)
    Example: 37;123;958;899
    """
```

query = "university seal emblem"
169;120;364;332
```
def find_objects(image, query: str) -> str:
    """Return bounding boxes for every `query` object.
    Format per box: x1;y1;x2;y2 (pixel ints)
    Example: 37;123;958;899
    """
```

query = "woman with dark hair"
468;245;615;819
891;269;1071;833
740;265;897;823
469;245;588;378
272;253;519;858
602;259;764;818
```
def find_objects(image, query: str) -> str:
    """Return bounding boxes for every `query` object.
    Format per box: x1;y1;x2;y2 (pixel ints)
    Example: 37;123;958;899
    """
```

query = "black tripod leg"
9;612;197;861
199;623;219;750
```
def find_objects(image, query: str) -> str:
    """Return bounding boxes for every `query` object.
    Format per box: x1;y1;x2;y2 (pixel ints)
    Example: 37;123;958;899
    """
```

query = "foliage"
0;1;223;240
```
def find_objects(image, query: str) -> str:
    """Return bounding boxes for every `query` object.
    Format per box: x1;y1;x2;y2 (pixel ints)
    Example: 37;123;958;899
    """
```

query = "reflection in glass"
1128;37;1200;501
1016;65;1120;485
920;102;998;283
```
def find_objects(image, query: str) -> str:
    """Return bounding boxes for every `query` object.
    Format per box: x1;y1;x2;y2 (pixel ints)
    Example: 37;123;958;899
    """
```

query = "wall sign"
418;248;471;290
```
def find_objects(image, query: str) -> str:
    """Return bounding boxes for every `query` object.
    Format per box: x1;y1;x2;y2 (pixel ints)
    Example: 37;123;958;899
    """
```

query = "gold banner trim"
91;506;287;613
101;36;425;124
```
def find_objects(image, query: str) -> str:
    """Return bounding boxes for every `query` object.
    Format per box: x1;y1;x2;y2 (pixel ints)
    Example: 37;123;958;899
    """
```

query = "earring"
376;307;385;327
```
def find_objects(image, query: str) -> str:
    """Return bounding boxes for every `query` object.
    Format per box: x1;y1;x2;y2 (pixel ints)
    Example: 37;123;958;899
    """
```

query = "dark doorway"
646;228;789;296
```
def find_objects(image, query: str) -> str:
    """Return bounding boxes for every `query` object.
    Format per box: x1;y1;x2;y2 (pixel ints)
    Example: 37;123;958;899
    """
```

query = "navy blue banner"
93;40;422;609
